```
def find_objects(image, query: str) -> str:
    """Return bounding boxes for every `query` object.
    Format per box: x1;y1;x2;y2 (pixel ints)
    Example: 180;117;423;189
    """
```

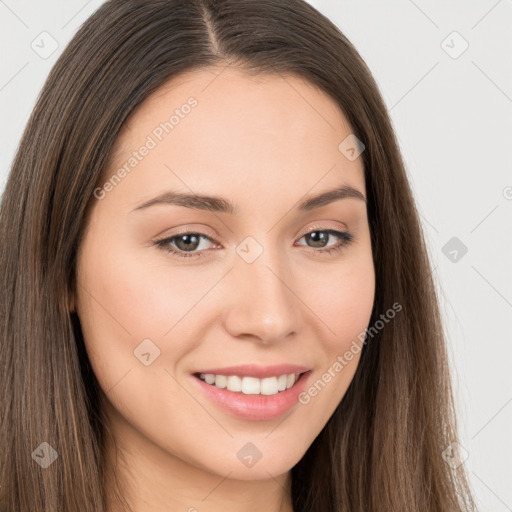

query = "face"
75;67;375;484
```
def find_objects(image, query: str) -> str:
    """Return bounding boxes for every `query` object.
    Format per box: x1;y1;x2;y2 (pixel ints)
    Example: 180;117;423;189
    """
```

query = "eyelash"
152;226;354;260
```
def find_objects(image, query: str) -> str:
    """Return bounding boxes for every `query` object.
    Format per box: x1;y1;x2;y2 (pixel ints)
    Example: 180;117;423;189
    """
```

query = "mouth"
191;369;312;421
193;371;308;396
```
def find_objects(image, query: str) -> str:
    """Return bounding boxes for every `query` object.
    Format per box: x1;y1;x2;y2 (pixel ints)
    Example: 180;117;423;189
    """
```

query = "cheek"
77;232;188;340
75;231;229;406
325;276;375;350
74;230;186;395
295;255;375;420
304;253;375;349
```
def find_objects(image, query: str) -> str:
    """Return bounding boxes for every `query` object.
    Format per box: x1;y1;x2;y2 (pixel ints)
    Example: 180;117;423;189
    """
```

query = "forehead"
103;67;365;212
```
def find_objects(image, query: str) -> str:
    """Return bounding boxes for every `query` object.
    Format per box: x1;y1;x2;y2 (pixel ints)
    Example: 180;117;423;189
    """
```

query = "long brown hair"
0;0;477;510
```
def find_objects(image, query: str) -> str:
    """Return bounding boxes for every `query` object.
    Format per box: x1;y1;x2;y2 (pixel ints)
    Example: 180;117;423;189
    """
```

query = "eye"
295;227;354;256
152;227;354;259
153;232;217;259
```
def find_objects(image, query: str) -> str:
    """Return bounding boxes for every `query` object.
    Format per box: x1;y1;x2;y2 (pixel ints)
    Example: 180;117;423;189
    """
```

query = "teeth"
198;372;300;396
227;375;242;392
242;376;260;394
214;374;227;389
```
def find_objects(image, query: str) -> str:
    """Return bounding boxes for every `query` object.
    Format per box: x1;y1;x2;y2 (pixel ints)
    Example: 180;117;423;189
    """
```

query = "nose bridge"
222;235;301;343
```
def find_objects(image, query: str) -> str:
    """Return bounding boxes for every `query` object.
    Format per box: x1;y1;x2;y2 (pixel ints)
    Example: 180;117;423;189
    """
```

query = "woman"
0;0;478;510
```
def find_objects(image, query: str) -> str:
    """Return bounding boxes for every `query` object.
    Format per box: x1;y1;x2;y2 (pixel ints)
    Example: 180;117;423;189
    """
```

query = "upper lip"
193;364;311;379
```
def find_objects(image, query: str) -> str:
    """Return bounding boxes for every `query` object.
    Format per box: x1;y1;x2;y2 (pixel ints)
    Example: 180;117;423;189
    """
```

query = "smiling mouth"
193;372;306;396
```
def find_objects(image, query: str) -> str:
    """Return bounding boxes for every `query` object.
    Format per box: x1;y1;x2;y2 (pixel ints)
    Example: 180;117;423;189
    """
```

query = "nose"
222;246;302;345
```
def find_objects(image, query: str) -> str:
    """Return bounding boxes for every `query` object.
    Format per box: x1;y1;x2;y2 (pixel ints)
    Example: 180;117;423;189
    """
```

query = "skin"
74;67;375;512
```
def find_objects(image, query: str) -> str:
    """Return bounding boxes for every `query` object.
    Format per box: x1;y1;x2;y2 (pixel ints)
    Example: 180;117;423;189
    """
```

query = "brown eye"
154;232;217;259
296;228;353;255
172;234;201;252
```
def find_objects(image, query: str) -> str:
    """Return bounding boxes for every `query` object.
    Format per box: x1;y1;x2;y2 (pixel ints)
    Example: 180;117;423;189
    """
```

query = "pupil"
308;231;327;248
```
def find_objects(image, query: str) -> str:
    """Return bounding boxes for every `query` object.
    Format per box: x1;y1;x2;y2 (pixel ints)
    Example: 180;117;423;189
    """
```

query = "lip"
191;369;313;421
192;363;311;379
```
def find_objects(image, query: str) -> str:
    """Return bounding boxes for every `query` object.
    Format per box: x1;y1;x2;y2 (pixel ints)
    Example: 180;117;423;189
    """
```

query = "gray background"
1;1;511;510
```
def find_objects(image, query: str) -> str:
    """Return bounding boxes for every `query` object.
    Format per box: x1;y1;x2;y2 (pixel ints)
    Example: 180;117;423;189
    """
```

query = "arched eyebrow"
130;184;366;215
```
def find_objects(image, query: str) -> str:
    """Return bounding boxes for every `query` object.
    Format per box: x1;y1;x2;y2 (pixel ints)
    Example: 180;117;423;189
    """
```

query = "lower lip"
192;371;312;421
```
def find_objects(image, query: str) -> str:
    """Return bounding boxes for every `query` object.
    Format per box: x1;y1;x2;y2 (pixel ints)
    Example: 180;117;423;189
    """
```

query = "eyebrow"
130;184;366;215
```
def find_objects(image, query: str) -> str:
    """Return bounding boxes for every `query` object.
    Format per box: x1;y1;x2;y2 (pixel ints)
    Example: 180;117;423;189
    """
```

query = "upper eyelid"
298;223;349;236
160;219;349;238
